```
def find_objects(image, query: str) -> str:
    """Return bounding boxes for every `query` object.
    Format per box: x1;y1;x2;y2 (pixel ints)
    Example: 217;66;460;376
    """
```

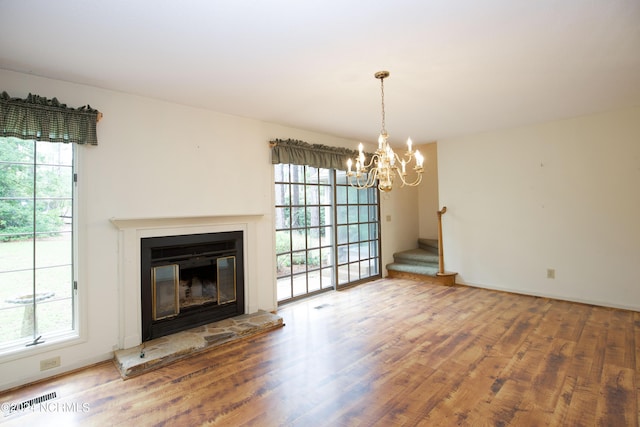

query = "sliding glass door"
335;170;380;287
275;164;380;303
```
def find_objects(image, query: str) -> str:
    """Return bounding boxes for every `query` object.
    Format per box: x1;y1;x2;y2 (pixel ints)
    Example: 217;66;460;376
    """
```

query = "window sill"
0;332;84;364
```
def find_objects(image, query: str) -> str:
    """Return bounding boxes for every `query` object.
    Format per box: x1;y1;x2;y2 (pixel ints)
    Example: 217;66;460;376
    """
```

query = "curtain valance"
0;91;100;145
270;138;360;171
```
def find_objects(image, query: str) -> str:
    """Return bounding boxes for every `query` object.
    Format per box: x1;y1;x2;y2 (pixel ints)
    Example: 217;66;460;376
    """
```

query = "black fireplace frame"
140;231;245;341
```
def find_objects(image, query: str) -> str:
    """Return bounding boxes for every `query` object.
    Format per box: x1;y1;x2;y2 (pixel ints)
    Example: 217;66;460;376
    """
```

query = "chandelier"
346;71;424;192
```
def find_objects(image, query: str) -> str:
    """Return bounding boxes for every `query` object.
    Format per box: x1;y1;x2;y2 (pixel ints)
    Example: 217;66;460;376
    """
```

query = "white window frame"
0;137;84;361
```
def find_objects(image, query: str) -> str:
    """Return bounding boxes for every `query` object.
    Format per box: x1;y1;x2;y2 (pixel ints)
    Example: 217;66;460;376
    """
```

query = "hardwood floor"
1;278;638;426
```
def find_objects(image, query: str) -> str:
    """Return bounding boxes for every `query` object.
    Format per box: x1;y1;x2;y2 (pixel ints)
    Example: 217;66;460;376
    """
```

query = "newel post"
437;206;447;274
435;207;457;285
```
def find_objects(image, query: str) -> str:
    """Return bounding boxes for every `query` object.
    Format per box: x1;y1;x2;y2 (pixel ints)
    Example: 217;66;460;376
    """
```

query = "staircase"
386;238;457;286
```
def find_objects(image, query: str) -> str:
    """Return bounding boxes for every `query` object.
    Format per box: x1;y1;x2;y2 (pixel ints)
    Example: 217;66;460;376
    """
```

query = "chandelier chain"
380;77;386;136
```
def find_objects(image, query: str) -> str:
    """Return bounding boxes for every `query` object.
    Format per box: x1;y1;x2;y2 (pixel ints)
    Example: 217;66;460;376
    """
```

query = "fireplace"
140;231;244;341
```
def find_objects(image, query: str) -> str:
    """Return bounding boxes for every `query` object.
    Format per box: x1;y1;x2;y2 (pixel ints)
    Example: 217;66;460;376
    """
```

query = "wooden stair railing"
435;206;457;285
437;206;447;274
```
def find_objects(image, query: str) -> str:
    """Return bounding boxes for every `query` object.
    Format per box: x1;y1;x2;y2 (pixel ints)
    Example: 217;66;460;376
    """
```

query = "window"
335;169;380;286
0;137;77;351
275;164;381;303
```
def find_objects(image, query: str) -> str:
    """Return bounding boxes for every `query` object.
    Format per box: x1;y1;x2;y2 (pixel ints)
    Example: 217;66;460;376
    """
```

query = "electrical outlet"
386;215;391;222
40;356;61;371
546;268;555;279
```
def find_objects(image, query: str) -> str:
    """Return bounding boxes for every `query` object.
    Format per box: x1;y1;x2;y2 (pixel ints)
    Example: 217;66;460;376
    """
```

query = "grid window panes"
335;169;380;286
0;137;77;350
275;164;335;301
275;164;381;303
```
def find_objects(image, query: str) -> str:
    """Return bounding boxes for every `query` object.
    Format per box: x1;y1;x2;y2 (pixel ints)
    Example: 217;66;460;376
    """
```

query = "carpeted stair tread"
393;248;439;265
386;262;440;277
418;238;438;251
388;239;441;278
388;238;456;285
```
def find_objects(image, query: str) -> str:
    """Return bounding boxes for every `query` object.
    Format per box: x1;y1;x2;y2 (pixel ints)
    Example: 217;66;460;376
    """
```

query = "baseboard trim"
457;279;640;312
387;270;457;286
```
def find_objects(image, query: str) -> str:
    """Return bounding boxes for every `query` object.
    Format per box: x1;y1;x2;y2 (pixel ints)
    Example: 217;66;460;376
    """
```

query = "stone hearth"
113;310;283;379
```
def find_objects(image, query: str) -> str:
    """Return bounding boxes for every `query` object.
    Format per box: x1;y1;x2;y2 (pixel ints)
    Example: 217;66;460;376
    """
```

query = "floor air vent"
4;391;57;416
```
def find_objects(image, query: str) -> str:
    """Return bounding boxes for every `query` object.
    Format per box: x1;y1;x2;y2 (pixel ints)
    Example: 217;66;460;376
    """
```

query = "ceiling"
2;0;640;145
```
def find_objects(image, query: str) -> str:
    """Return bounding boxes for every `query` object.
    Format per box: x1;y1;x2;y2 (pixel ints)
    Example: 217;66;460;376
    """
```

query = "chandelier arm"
393;152;413;165
348;169;378;189
368;172;378;188
361;154;378;171
397;169;423;187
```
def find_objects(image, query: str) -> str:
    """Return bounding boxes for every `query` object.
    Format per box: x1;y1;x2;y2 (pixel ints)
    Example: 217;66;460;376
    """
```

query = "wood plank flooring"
1;278;638;426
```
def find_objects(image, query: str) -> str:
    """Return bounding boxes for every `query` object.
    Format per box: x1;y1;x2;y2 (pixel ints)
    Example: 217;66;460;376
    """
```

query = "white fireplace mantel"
111;214;266;350
110;214;265;230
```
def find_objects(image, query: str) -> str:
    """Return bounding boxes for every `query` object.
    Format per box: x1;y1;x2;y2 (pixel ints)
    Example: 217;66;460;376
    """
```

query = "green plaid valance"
0;91;100;145
270;138;360;171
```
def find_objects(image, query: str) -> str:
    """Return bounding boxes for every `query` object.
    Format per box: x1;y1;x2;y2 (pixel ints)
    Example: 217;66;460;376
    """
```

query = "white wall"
438;107;640;310
418;142;440;239
0;69;419;390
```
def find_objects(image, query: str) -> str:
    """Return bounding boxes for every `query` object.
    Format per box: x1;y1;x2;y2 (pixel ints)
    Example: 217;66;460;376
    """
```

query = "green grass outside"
0;237;74;345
